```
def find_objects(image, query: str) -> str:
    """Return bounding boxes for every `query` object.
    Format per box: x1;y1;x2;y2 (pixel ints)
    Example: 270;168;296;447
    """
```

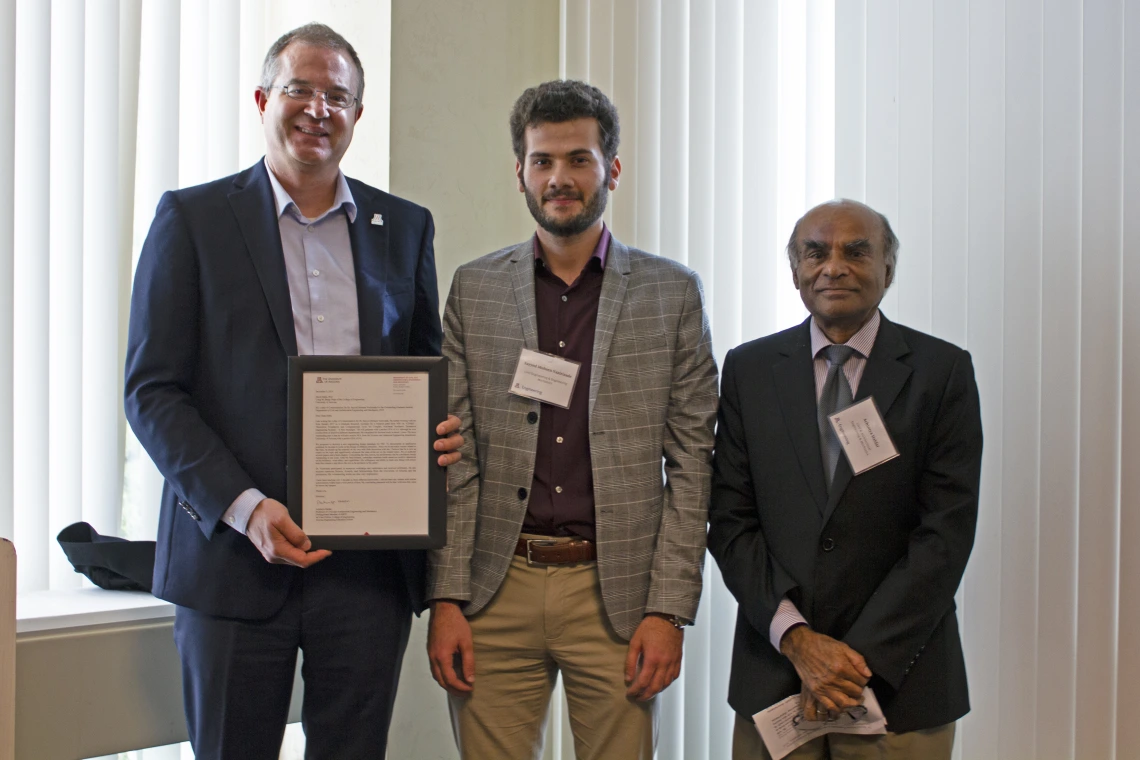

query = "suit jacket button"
518;487;528;500
821;537;835;552
527;411;538;424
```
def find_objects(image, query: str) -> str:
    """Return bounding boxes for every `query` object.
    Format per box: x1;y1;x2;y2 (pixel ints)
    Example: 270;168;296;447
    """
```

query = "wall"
390;0;560;306
387;2;560;758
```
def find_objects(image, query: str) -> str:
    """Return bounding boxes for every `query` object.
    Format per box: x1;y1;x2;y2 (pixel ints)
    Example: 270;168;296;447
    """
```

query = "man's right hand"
427;600;475;696
780;625;871;712
245;498;331;567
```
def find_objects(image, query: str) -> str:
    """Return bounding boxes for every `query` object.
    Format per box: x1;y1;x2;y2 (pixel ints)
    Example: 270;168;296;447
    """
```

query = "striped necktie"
818;344;856;489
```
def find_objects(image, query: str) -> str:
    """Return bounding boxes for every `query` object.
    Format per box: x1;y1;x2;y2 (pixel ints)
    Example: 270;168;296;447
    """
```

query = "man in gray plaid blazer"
426;81;718;759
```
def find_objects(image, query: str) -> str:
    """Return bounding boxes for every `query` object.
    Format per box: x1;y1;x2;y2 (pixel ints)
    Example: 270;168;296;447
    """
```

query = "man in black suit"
708;199;982;759
125;23;460;759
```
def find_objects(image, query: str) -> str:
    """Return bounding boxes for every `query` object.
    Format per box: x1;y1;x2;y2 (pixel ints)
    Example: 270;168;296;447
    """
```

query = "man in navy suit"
124;23;461;759
709;200;982;759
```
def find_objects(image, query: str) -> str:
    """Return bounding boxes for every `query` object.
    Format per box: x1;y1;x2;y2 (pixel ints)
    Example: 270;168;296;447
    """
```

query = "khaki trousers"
732;714;955;760
449;545;657;760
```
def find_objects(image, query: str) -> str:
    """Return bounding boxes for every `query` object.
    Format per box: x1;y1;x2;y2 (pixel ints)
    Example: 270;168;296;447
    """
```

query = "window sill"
16;587;173;635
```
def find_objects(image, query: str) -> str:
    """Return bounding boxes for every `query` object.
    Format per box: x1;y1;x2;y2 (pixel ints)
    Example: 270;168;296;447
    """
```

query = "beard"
524;177;610;237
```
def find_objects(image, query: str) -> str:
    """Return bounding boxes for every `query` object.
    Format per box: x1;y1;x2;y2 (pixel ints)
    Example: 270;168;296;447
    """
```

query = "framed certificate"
287;356;448;550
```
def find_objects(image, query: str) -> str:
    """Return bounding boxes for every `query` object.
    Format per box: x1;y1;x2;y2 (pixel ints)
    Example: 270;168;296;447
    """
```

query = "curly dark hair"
509;80;620;163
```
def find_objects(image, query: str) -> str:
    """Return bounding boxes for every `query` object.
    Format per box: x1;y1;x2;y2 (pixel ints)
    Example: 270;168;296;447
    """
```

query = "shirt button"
555;486;563;494
527;411;538;424
561;295;568;302
559;340;566;348
518;487;528;500
312;269;320;276
556;436;564;444
317;315;325;322
307;225;314;232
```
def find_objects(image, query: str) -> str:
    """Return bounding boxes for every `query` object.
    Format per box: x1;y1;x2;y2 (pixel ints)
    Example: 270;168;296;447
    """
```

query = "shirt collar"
264;158;357;224
532;223;611;269
810;309;881;359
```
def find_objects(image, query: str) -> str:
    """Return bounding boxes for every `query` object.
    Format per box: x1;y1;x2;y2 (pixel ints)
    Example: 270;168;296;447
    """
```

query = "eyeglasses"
270;85;359;111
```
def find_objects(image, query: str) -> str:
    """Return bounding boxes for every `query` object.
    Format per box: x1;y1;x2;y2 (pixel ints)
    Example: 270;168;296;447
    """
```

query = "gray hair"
785;199;899;269
259;23;365;101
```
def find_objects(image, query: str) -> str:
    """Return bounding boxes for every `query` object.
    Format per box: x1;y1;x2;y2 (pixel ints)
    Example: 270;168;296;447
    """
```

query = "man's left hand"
624;614;684;701
434;414;463;466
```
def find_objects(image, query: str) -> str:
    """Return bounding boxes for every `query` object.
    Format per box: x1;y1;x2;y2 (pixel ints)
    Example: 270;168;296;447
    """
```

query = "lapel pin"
371;213;384;226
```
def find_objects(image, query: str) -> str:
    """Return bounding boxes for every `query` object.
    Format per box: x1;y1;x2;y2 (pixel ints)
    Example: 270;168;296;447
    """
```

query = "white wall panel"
711;0;741;350
740;0;778;343
1117;1;1140;754
586;0;612;107
833;0;864;201
929;0;969;348
1036;0;1083;756
1075;2;1124;757
687;0;715;304
561;0;588;81
609;0;637;239
633;0;659;252
1000;1;1043;756
804;0;833;210
894;0;932;332
961;1;1006;756
773;0;807;328
658;1;689;267
864;0;899;319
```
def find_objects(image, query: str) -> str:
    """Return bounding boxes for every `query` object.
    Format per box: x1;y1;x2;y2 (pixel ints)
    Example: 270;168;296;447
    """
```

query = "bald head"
786;199;899;270
787;198;898;344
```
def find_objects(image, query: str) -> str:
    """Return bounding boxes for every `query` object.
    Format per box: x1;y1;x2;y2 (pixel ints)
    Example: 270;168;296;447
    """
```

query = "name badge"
828;397;900;475
509;348;581;409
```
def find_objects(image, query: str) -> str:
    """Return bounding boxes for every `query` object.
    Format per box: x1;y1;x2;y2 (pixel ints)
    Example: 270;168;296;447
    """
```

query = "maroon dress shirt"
521;227;611;541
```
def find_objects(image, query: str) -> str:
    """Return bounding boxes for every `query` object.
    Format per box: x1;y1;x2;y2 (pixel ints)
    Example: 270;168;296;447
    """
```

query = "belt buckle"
526;539;559;566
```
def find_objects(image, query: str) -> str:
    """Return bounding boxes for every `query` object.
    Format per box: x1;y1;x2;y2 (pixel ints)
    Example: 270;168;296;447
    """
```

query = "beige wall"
390;0;561;306
387;3;559;757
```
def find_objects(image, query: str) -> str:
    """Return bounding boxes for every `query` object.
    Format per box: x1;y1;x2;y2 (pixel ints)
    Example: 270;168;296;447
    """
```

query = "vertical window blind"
561;0;1139;758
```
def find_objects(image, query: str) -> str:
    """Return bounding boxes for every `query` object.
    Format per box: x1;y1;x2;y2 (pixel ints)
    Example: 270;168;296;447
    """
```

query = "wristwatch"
656;610;688;628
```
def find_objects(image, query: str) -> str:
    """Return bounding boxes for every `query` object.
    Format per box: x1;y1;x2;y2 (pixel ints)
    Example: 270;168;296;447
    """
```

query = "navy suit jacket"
708;315;982;733
124;161;441;620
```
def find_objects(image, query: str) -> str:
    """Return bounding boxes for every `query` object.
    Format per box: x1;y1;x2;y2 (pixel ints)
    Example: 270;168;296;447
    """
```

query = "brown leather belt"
514;537;597;565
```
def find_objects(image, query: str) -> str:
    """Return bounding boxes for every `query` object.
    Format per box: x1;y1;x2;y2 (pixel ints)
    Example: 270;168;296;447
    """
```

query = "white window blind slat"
0;0;14;547
566;1;1138;756
10;0;49;567
47;0;86;591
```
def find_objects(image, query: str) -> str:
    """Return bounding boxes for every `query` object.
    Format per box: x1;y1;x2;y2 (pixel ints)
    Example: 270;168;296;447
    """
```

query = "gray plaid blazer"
427;236;718;640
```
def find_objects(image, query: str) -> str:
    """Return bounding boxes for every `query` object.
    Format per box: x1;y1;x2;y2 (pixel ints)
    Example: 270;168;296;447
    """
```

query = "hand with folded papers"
779;625;872;714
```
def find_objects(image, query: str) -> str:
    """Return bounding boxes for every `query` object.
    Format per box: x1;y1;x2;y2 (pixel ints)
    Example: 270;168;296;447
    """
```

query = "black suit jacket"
124;161;440;620
708;315;982;733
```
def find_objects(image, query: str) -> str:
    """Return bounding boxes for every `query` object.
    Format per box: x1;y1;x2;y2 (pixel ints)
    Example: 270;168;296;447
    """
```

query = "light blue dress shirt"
222;162;363;534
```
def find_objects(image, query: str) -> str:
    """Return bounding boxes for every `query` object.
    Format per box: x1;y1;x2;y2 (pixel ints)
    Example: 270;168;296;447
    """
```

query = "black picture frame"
287;355;448;550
